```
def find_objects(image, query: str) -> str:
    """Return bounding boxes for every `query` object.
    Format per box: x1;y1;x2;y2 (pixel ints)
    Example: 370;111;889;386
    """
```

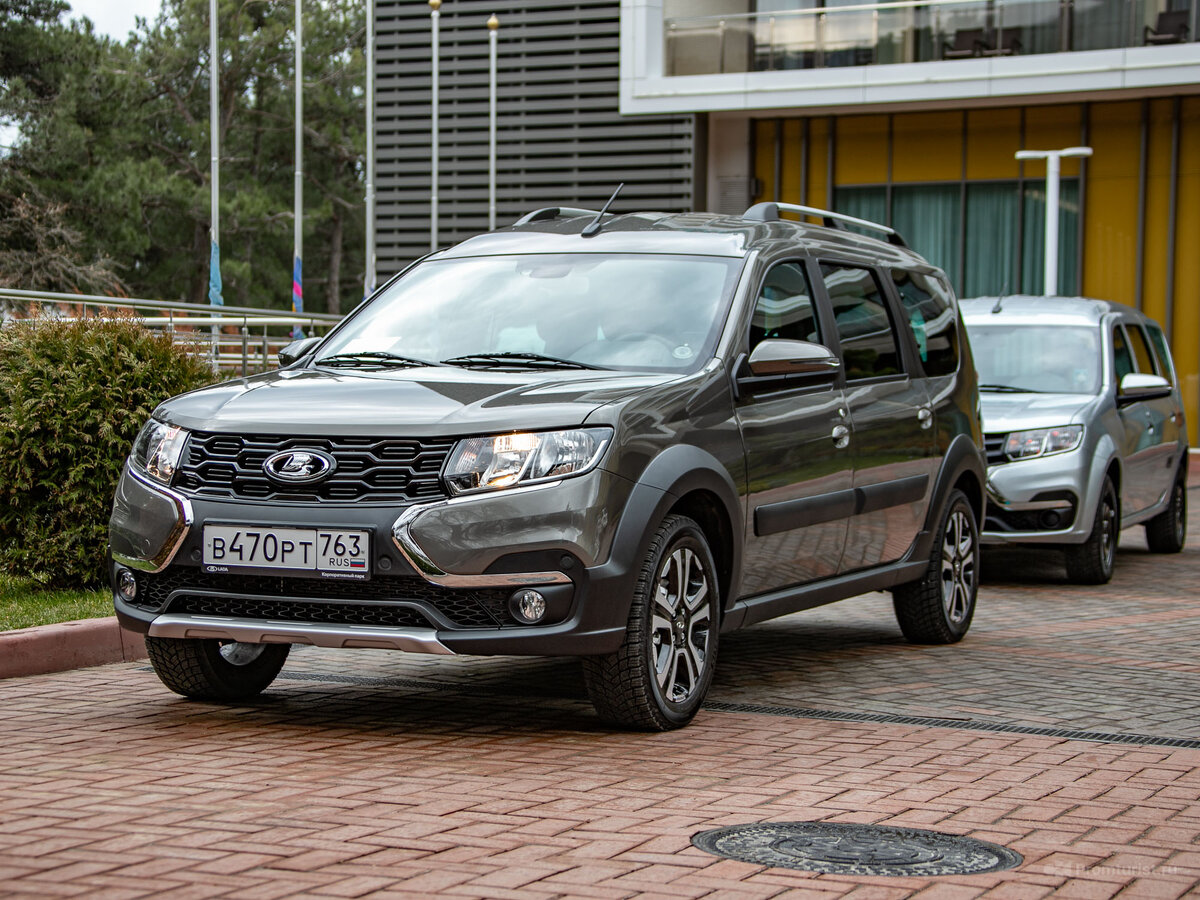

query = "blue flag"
292;256;305;339
208;241;223;306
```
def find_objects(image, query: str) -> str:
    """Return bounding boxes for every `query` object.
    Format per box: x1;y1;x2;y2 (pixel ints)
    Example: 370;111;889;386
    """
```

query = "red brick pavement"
1;491;1199;897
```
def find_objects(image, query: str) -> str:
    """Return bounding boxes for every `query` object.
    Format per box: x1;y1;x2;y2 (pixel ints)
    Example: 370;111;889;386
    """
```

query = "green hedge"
0;314;214;588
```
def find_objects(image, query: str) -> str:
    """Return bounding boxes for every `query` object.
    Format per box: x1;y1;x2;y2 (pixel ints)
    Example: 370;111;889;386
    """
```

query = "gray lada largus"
110;203;986;730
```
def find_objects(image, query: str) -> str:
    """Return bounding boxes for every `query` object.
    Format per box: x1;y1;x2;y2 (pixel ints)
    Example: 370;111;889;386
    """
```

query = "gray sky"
69;0;163;40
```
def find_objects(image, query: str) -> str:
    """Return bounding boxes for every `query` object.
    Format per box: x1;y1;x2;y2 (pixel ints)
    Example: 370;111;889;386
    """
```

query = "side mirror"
277;336;323;367
745;339;841;378
1118;372;1172;404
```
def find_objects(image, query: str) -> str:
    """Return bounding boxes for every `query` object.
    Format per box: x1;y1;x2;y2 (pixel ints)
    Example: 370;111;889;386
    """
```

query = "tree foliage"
0;0;367;313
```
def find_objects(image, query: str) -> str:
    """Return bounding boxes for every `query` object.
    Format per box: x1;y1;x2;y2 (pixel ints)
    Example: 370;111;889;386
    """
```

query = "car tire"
581;515;719;731
1065;476;1119;584
1145;466;1187;554
145;636;290;701
892;489;978;644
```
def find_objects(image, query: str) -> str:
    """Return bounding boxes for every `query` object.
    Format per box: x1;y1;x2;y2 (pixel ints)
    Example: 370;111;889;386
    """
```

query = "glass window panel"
892;269;960;376
893;183;962;294
1021;178;1079;296
834;186;887;229
1144;323;1177;384
751;262;821;349
821;263;904;380
971;323;1101;394
965;182;1019;298
1113;326;1134;381
1128;324;1158;375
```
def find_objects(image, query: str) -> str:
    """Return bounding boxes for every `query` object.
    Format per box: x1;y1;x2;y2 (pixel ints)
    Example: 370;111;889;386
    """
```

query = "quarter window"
750;262;821;351
1144;323;1176;385
821;263;903;380
892;269;959;377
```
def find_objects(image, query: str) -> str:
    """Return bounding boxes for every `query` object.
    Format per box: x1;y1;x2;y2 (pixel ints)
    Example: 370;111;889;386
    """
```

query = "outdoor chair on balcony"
943;28;987;58
1144;10;1190;44
980;29;1023;55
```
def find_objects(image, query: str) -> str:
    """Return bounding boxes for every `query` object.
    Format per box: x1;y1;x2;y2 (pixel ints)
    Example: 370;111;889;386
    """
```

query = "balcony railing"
664;0;1195;76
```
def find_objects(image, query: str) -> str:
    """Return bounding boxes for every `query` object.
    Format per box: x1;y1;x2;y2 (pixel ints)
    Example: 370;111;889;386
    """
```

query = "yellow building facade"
748;98;1200;442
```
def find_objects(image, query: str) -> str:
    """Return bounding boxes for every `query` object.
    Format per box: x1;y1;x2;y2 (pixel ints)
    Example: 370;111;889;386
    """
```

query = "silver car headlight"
1004;425;1083;461
443;427;611;495
130;419;190;484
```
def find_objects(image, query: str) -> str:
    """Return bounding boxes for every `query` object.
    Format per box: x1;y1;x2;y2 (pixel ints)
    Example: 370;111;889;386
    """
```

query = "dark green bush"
0;314;214;588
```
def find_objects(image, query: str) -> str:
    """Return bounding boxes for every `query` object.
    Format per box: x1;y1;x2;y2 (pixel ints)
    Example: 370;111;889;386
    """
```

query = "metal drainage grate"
691;822;1022;877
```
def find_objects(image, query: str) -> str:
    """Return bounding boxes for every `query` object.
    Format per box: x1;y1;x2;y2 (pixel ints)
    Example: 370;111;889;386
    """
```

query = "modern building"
374;0;1200;442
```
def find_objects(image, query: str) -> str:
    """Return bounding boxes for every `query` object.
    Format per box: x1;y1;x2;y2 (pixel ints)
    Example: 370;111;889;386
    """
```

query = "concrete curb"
0;617;145;680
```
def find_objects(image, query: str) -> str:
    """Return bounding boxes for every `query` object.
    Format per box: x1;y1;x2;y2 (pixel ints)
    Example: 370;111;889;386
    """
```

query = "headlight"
443;428;611;495
1004;425;1083;461
130;419;190;484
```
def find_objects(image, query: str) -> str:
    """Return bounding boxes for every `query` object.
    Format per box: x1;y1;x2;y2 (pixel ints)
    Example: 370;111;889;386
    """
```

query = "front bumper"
983;449;1092;544
110;465;646;656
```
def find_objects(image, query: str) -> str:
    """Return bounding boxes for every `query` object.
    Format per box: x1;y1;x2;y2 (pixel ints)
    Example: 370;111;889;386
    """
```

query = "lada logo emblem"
262;449;337;485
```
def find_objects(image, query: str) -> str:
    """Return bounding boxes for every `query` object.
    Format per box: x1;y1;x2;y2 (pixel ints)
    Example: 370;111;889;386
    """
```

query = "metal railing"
665;0;1196;75
0;289;343;375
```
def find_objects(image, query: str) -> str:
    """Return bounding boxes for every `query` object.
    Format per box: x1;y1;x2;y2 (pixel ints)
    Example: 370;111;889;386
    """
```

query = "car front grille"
174;432;454;504
984;433;1009;466
133;568;511;628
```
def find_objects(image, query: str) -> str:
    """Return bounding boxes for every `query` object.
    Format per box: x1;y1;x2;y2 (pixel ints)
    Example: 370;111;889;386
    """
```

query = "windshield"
968;323;1101;394
318;253;743;372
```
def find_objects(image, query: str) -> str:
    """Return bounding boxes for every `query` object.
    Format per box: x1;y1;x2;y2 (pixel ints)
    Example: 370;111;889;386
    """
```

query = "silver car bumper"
983;448;1096;545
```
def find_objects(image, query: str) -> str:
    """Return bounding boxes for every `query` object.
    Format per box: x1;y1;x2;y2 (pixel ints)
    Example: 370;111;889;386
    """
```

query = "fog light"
1039;510;1062;529
117;569;138;601
510;589;547;624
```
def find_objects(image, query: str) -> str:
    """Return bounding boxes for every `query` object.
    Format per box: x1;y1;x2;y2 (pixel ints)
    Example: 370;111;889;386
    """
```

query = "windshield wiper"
315;351;444;369
441;351;606;371
979;383;1044;393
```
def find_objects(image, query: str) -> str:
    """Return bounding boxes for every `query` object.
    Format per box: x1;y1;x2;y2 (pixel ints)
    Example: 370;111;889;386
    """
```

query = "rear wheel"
892;489;978;644
145;636;290;701
1065;477;1118;584
582;515;719;731
1145;466;1187;554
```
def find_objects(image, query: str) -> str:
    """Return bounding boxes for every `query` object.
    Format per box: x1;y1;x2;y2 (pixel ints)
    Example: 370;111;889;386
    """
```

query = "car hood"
978;391;1097;434
156;366;681;437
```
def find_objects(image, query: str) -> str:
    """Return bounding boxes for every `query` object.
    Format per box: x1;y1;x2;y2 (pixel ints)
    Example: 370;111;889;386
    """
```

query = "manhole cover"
692;822;1022;877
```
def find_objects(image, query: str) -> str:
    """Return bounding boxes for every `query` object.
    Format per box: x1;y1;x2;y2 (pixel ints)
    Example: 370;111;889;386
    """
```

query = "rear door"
1123;321;1184;512
818;262;936;572
735;260;851;596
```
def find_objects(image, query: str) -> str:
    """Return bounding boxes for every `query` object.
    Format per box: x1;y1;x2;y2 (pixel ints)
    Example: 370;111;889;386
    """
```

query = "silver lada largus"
962;295;1188;584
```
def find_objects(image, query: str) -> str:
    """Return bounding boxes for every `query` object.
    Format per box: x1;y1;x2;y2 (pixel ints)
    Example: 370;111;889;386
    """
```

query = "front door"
818;262;935;572
736;261;852;596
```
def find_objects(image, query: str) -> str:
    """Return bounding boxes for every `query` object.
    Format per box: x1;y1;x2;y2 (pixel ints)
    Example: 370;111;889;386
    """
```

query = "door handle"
831;424;850;449
917;407;933;429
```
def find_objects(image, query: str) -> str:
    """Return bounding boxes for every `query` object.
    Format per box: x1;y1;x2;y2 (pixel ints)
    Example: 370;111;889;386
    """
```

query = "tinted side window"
1128;325;1159;376
821;263;903;380
891;269;959;376
1144;323;1177;385
1113;326;1134;381
750;262;820;350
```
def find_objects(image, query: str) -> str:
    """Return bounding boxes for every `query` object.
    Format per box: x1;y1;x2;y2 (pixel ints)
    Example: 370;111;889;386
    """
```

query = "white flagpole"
208;0;222;368
292;0;304;332
488;14;498;230
364;0;376;296
430;0;440;251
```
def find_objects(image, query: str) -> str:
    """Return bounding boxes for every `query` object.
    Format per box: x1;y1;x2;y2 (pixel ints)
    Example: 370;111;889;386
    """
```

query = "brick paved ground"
2;492;1199;897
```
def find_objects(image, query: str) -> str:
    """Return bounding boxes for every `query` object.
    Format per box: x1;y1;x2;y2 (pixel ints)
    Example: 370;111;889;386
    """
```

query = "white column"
293;0;304;326
488;14;498;230
430;0;441;252
364;0;376;296
1044;152;1060;297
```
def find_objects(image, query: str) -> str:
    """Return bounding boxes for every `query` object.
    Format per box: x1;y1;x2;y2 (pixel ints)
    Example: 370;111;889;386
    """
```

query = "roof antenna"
581;183;624;238
991;280;1010;314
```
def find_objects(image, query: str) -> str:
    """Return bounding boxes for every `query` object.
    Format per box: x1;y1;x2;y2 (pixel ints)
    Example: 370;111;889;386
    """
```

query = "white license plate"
202;526;370;579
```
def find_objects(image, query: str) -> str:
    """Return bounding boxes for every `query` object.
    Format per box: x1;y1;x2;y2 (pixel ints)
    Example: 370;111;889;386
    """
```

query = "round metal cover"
691;822;1022;877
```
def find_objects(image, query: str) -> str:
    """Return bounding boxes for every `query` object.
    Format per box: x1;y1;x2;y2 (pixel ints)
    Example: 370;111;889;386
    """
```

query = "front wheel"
1065;476;1119;584
892;489;978;644
145;636;290;701
582;515;720;731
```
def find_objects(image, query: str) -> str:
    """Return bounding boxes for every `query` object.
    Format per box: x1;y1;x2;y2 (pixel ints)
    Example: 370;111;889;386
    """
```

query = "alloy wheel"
649;546;712;704
939;509;976;625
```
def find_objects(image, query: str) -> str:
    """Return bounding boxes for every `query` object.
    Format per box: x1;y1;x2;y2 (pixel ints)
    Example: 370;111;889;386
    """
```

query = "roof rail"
513;207;603;226
743;202;908;248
